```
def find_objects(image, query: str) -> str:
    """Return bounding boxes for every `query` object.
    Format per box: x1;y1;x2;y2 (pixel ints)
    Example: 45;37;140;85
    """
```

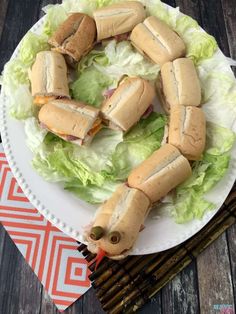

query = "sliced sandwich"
87;184;150;259
128;144;192;203
168;105;206;160
48;13;96;61
101;77;155;131
130;16;186;66
158;58;201;113
38;99;102;146
30;51;70;106
93;1;146;41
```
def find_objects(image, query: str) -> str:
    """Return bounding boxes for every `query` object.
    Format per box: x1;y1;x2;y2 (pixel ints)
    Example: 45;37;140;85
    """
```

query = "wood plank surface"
0;0;236;314
0;0;9;41
160;261;200;314
227;224;236;307
197;233;235;313
0;224;42;314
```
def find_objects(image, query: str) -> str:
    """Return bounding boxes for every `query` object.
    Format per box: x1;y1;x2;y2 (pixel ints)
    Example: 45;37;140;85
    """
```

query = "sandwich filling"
44;118;102;146
34;95;56;106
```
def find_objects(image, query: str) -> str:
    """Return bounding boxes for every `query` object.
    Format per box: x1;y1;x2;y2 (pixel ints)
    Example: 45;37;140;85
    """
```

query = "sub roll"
48;13;96;61
101;77;155;131
158;58;201;113
93;1;146;41
87;184;150;259
168;105;206;160
30;51;70;106
130;16;186;66
128;144;192;203
38;99;102;146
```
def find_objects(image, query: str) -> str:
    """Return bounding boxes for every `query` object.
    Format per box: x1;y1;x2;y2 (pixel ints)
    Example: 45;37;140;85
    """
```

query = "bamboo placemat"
78;183;236;314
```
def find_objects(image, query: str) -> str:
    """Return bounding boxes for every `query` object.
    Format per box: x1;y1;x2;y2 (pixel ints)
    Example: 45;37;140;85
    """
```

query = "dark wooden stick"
97;256;142;299
89;258;113;281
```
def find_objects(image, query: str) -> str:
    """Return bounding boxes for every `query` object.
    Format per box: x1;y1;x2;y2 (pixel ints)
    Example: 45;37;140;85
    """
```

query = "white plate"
1;6;236;255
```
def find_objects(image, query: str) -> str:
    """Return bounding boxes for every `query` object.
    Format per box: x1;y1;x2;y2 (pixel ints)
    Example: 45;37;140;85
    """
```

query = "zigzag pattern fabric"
0;145;91;312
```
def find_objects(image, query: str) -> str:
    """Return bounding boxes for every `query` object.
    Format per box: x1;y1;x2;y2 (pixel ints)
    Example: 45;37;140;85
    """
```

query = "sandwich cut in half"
87;184;151;259
30;51;70;106
128;143;192;203
130;16;186;66
48;13;96;62
101;77;155;132
38;99;102;146
168;105;206;160
157;58;202;113
93;1;146;41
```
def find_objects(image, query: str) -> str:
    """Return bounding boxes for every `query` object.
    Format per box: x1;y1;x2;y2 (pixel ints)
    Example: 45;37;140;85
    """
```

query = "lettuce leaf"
9;85;35;120
71;66;112;107
19;32;49;67
1;59;29;90
94;40;160;81
65;180;120;204
24;117;48;153
32;128;123;185
172;123;235;223
42;4;68;36
61;0;120;16
105;113;167;180
31;113;166;203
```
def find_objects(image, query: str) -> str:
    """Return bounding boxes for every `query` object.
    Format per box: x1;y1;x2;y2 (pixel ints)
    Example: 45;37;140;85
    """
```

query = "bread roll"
38;99;100;140
93;1;146;41
130;16;186;66
128;144;192;202
30;51;70;101
101;77;155;131
87;184;150;258
168;105;206;160
160;58;201;112
49;13;96;61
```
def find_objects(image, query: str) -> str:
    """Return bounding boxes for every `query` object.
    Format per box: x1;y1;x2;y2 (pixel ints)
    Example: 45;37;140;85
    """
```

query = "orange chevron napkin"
0;145;91;312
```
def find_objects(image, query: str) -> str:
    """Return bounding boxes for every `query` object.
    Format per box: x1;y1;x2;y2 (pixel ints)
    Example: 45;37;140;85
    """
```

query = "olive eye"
108;231;121;244
90;226;104;241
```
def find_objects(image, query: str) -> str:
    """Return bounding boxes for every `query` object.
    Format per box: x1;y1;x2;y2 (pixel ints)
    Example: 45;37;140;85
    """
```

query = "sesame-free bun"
30;51;70;99
128;144;192;202
93;1;146;41
168;105;206;160
130;16;186;66
101;77;155;131
49;13;96;61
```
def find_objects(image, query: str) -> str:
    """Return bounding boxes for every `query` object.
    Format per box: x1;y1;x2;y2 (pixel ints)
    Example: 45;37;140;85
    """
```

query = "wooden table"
0;1;236;313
